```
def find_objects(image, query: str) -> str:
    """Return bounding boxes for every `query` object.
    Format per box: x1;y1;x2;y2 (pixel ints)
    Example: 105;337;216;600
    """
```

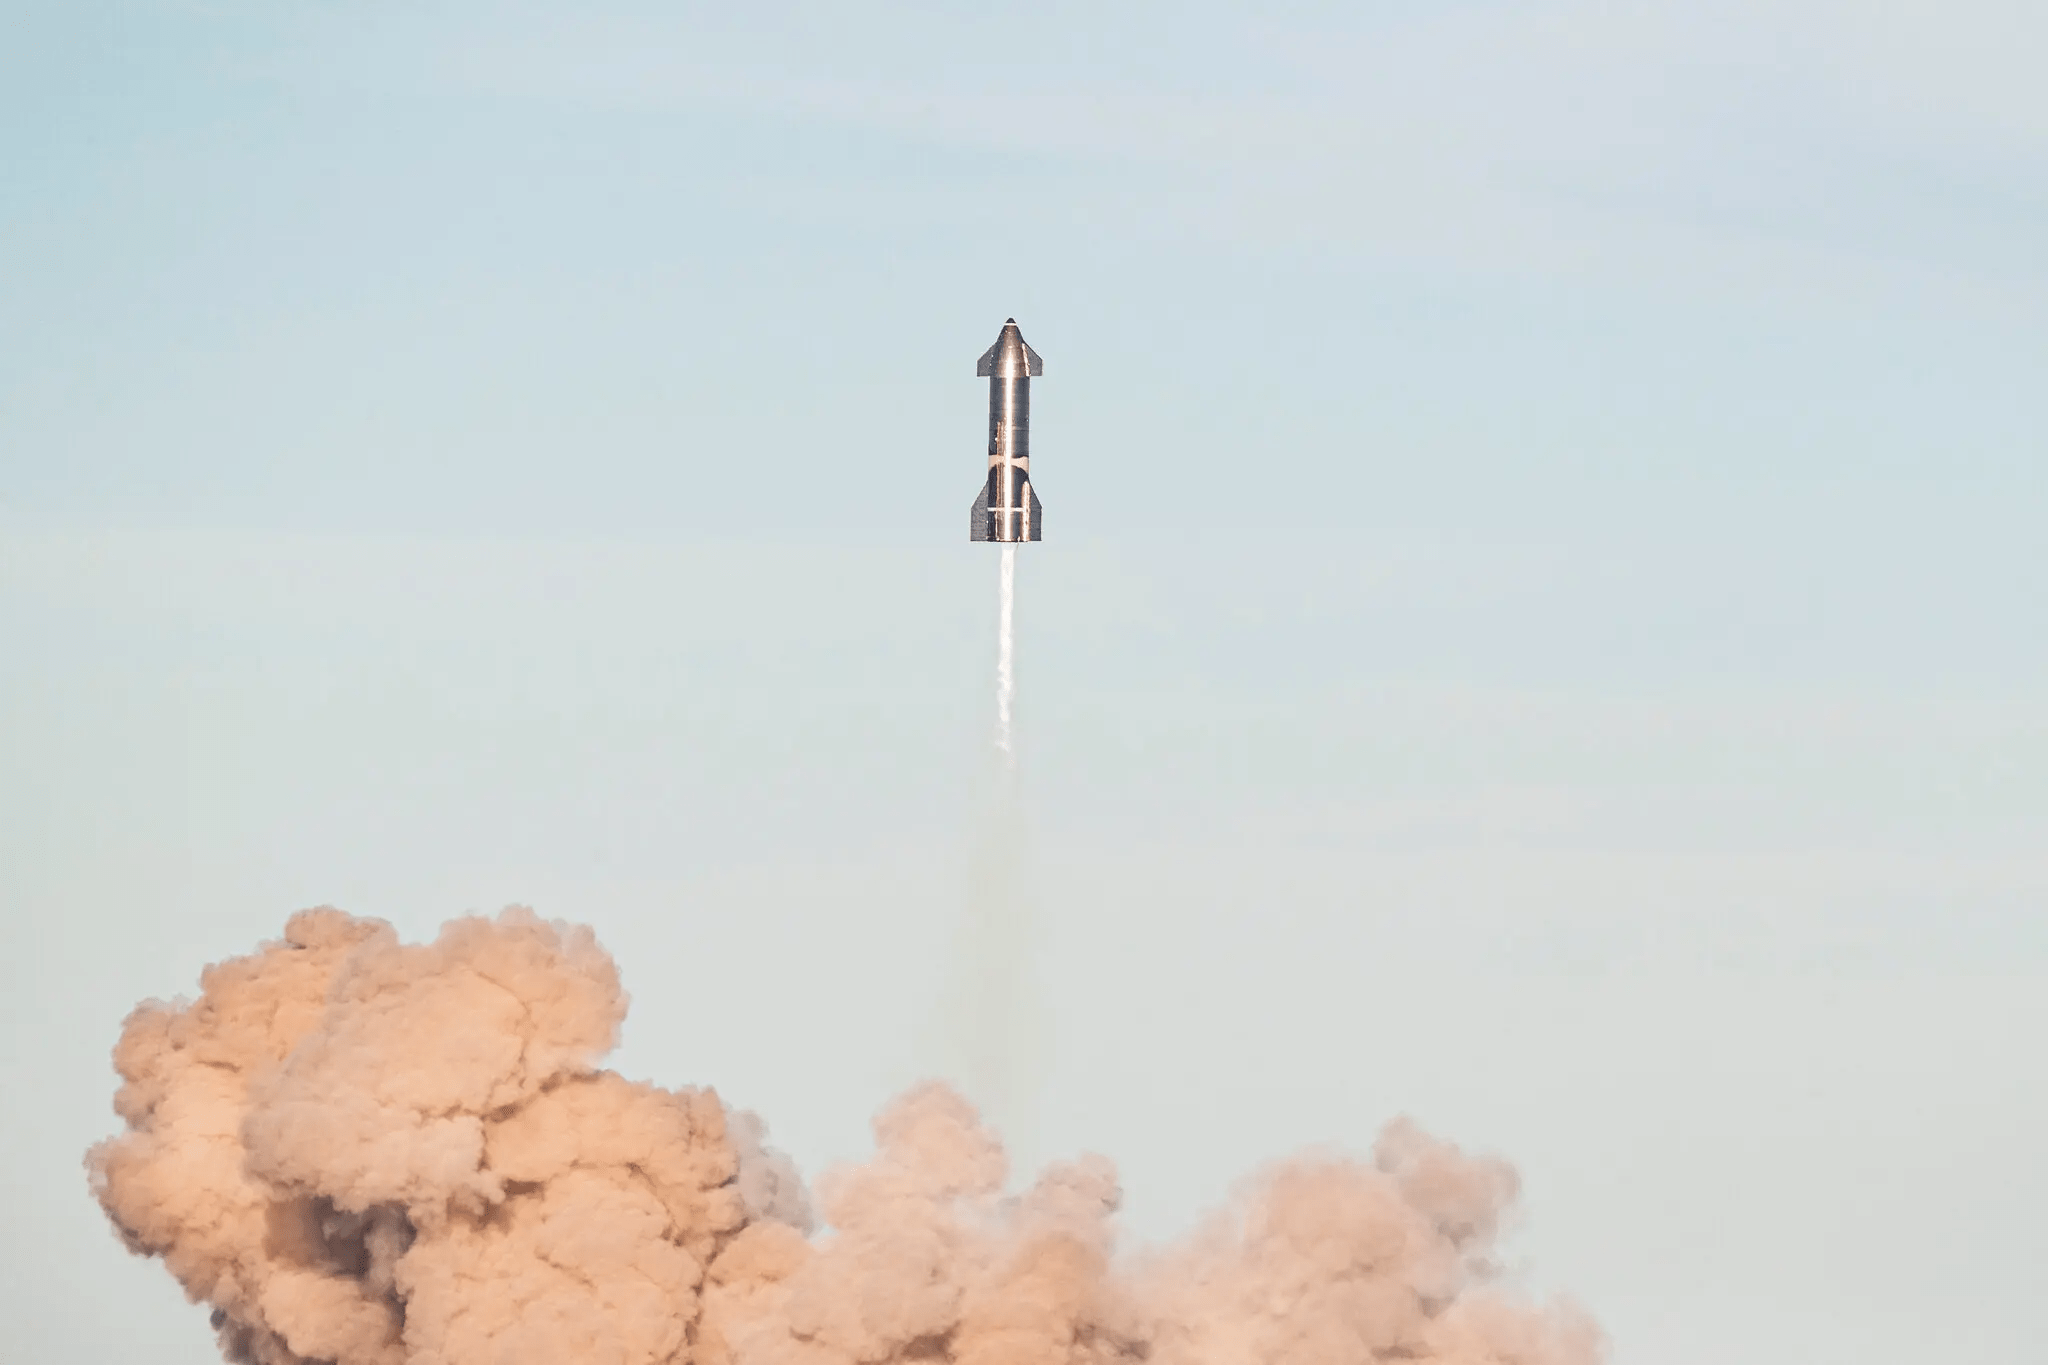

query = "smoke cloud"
91;909;1600;1365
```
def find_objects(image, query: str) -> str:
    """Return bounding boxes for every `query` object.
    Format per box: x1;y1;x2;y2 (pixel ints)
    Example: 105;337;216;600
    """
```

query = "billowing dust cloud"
90;909;1601;1365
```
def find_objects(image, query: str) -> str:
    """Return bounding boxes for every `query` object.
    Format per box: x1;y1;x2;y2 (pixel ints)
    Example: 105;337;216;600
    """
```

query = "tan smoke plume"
91;909;1600;1365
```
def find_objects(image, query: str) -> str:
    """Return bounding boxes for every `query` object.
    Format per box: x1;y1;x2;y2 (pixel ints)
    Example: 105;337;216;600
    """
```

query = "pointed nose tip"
1005;317;1016;324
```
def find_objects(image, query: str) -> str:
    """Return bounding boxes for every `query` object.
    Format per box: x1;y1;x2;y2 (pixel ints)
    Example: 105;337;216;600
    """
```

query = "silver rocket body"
970;318;1044;542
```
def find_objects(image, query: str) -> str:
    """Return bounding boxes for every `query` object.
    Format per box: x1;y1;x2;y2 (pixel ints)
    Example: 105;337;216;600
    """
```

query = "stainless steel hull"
969;318;1044;542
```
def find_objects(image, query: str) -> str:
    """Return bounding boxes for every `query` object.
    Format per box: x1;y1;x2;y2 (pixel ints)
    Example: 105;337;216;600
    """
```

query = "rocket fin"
976;338;1045;377
969;487;1043;541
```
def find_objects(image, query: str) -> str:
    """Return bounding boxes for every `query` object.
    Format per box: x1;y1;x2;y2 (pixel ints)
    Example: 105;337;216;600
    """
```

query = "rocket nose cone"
978;317;1041;378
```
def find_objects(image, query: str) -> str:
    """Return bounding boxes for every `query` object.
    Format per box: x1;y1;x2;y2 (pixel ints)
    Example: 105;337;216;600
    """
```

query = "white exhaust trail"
995;544;1017;762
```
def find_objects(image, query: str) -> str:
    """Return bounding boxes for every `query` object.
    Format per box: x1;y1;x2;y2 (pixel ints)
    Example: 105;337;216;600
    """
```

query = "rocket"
969;318;1044;542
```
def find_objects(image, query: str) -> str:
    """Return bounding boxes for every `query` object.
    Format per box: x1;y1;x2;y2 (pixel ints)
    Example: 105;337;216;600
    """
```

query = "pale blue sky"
3;4;2045;1364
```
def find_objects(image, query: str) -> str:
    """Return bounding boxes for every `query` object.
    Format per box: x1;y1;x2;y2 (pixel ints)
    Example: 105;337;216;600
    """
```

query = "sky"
3;3;2045;1363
